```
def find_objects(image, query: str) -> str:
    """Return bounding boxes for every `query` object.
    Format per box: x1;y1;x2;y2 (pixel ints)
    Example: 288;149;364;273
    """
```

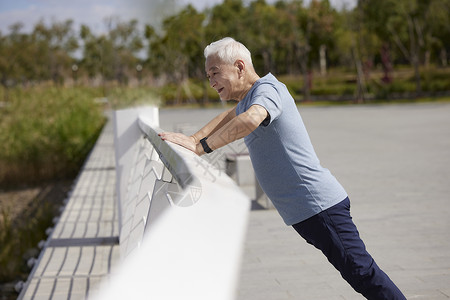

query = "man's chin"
219;95;233;101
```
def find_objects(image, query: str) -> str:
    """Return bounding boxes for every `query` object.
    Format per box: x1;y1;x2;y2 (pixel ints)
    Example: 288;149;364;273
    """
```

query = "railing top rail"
138;113;193;189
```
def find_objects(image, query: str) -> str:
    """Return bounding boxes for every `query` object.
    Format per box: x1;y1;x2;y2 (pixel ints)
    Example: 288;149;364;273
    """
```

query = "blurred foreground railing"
92;107;251;300
17;106;250;300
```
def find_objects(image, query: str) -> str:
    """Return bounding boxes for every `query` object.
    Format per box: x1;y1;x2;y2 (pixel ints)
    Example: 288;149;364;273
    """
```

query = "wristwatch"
200;137;213;153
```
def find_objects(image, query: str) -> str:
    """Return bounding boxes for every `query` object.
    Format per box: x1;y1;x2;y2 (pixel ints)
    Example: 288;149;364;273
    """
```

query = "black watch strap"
200;137;213;153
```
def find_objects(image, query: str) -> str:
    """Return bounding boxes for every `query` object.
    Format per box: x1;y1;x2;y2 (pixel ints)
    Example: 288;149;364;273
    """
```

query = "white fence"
92;107;251;300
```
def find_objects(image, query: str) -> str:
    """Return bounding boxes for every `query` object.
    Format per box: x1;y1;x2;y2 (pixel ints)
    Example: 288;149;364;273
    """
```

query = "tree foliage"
0;0;448;98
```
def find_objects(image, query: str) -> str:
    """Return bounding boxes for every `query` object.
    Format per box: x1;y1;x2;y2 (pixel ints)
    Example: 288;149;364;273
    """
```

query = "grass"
0;86;106;186
0;84;161;187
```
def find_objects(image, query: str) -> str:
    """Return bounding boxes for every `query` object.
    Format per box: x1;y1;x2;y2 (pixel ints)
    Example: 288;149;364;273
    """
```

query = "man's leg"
292;198;405;300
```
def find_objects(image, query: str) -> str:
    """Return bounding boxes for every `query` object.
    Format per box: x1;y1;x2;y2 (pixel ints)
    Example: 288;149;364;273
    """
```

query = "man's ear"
235;60;245;75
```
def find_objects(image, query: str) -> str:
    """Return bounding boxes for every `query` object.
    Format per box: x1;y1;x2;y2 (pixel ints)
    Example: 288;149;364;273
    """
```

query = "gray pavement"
160;102;450;300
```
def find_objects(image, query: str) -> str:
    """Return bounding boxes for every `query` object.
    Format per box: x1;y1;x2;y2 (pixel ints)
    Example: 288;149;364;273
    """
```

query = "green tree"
0;23;31;91
423;0;450;67
80;25;101;80
307;0;340;74
105;18;144;85
276;0;312;100
300;0;341;99
245;0;279;74
148;5;205;103
31;20;78;85
204;0;248;44
360;0;447;95
341;1;382;101
79;25;116;92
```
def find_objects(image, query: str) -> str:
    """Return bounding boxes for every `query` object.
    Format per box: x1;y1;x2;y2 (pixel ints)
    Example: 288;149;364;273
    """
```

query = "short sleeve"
250;83;282;127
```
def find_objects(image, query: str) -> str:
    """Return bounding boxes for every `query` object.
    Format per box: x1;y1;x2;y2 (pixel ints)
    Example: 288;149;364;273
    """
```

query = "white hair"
204;37;253;67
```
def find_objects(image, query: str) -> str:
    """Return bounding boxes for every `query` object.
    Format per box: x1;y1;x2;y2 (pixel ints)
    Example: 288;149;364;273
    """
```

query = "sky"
0;0;356;35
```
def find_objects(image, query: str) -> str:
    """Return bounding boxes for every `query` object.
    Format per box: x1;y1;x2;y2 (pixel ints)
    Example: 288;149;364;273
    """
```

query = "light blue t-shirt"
236;73;347;225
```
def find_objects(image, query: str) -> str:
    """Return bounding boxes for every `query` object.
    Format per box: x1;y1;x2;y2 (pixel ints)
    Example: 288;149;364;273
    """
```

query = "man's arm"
191;106;237;144
158;106;236;153
159;105;268;155
205;104;267;151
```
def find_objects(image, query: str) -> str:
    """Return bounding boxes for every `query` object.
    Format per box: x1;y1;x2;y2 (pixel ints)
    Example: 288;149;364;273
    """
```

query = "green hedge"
153;67;450;104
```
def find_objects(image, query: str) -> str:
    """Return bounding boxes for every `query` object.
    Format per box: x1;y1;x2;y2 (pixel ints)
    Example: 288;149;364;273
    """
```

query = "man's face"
205;55;240;101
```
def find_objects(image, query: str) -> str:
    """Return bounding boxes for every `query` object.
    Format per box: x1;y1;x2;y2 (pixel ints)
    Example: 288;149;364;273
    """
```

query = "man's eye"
207;72;219;79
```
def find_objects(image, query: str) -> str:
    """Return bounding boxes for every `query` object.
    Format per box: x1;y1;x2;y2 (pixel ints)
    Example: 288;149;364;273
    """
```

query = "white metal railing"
92;106;251;300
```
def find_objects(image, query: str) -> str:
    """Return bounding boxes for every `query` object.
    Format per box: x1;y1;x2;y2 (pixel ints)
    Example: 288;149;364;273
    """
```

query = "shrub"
0;86;106;186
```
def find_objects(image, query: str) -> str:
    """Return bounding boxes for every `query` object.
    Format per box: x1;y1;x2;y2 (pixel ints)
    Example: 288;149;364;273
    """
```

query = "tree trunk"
381;43;392;84
299;52;311;102
319;45;327;76
408;15;421;96
262;50;271;75
440;48;448;67
352;47;367;103
412;55;421;97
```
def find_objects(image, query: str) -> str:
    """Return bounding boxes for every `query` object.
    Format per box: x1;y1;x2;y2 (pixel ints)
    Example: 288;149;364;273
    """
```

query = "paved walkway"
18;119;119;300
160;102;450;300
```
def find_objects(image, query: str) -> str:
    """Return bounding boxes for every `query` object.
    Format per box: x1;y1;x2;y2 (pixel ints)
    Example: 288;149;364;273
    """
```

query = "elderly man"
159;37;405;300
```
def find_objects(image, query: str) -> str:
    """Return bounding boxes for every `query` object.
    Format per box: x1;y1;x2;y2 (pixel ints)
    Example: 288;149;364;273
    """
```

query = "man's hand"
158;132;202;155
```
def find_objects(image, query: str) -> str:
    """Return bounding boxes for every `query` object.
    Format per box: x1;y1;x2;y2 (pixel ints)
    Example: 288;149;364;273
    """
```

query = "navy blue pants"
292;198;406;300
